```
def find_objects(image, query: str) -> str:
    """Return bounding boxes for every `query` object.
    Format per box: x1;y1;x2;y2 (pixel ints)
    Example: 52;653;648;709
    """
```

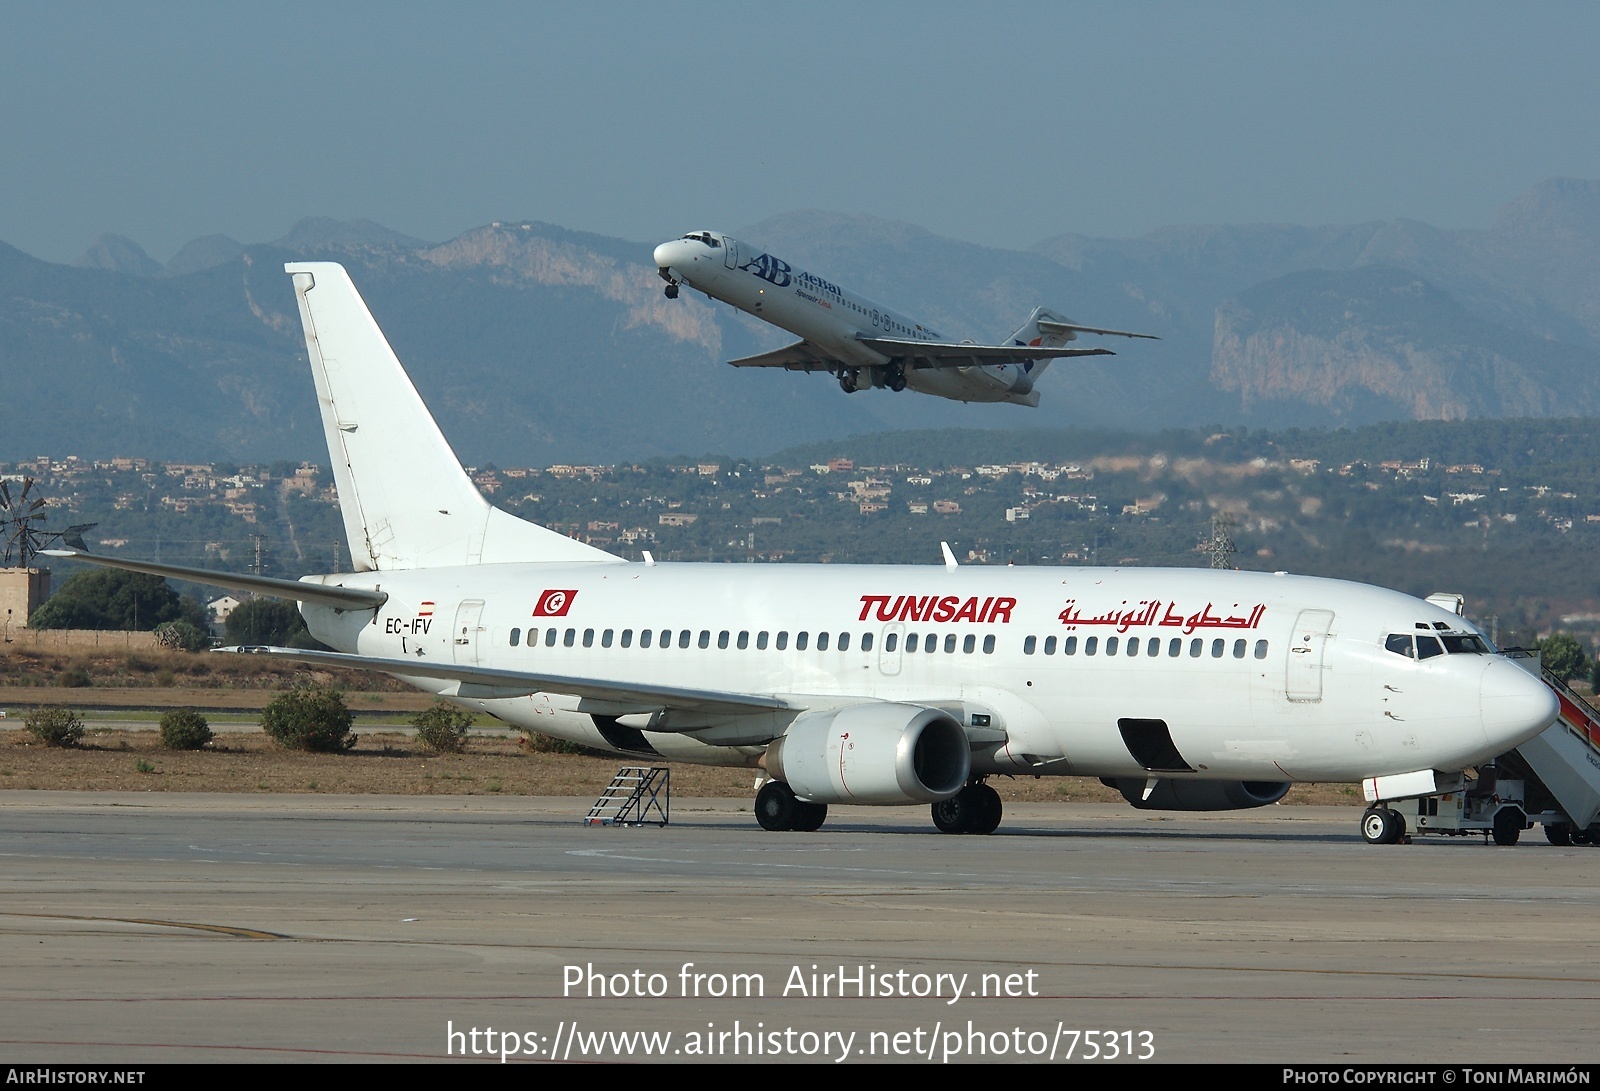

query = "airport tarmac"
0;792;1596;1064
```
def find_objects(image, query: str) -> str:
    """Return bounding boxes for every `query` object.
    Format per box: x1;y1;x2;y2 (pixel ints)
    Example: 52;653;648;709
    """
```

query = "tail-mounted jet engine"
766;703;970;806
1104;778;1291;811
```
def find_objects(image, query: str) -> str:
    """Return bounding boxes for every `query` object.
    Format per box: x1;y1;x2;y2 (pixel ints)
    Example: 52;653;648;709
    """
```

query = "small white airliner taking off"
48;263;1558;841
653;230;1156;406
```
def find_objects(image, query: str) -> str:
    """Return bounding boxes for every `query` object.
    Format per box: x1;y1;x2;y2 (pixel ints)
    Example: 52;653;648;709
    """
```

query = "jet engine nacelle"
1105;778;1291;811
766;703;970;805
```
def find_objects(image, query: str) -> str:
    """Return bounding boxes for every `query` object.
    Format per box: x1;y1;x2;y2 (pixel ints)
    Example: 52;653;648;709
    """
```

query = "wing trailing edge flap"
219;645;793;720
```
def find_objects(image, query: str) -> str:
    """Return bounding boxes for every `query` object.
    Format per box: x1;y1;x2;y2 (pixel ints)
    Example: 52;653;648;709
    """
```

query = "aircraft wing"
220;645;794;717
728;338;1115;371
859;338;1115;367
727;340;839;369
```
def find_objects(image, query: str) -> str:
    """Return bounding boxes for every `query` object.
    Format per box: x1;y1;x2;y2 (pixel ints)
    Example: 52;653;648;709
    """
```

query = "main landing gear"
836;365;907;394
932;781;1003;835
754;780;827;832
1360;806;1406;845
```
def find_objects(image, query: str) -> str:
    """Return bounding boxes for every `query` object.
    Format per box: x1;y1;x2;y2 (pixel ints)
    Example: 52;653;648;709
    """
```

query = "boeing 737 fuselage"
48;263;1558;840
653;230;1155;406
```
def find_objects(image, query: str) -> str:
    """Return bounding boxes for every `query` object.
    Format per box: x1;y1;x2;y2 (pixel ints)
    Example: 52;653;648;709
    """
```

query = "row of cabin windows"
1023;634;1270;660
505;627;998;654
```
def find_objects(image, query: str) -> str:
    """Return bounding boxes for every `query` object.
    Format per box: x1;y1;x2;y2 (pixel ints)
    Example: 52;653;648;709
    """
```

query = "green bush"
411;701;472;753
55;666;92;688
26;706;84;748
261;683;355;752
520;730;593;756
159;709;213;750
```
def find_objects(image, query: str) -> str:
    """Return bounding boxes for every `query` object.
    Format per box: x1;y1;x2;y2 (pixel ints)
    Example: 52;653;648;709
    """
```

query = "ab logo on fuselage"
740;252;792;287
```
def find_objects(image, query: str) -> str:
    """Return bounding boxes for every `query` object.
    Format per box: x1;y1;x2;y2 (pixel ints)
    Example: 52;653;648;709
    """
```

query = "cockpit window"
681;232;720;248
1440;633;1491;655
1388;630;1493;659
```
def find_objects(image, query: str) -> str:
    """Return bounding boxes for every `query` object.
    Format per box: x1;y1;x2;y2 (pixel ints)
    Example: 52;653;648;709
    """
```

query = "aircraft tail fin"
285;262;621;571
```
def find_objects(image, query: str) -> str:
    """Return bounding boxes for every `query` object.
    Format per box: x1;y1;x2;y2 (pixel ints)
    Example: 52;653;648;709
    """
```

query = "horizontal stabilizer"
220;645;794;717
1037;320;1159;340
40;549;387;611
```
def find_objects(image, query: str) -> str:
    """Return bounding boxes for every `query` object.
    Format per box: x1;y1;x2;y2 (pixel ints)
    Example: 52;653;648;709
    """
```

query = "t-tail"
286;262;620;570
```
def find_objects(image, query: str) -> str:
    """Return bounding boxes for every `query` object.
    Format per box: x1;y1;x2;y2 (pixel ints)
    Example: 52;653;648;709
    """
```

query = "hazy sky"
3;2;1597;264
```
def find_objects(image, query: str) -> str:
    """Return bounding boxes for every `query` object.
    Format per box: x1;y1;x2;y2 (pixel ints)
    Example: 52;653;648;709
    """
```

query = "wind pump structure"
0;477;95;568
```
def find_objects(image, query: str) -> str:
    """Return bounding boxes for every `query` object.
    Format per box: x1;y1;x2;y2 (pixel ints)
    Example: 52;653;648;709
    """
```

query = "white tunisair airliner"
653;230;1157;406
48;263;1558;842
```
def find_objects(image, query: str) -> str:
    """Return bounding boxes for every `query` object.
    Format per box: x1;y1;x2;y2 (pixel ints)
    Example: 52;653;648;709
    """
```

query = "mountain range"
6;178;1599;463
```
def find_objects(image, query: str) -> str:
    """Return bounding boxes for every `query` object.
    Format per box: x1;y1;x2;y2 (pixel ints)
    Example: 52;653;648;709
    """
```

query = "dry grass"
0;728;1362;805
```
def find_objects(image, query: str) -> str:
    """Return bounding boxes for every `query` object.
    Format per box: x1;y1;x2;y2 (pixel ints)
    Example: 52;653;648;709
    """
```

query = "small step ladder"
585;766;670;826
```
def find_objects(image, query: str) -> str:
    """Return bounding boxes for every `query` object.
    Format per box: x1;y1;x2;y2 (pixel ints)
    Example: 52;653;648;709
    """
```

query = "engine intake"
1105;778;1291;811
767;704;970;805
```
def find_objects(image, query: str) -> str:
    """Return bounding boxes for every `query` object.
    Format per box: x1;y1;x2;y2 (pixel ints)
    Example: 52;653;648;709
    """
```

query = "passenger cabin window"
1211;638;1224;658
839;632;851;651
1063;636;1077;655
621;629;633;648
816;632;830;651
1169;638;1182;657
640;629;653;649
1044;636;1056;655
509;628;521;647
861;632;873;652
563;628;576;648
884;633;898;652
757;631;769;650
698;630;710;650
1085;637;1098;656
983;635;995;654
796;632;810;651
1254;640;1268;659
776;631;789;650
601;629;613;648
737;631;749;650
678;630;691;649
717;630;729;650
1233;639;1246;659
583;628;594;648
944;634;957;654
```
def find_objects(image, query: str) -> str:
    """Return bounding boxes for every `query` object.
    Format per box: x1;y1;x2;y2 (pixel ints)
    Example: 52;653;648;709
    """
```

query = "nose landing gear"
658;268;680;299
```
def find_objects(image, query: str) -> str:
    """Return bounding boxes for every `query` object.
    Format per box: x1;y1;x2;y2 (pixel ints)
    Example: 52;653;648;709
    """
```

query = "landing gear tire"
1545;823;1573;846
792;801;828;832
838;369;860;394
1361;807;1405;845
885;364;907;392
970;783;1002;834
664;283;679;299
932;783;1002;834
1491;806;1524;847
755;781;799;831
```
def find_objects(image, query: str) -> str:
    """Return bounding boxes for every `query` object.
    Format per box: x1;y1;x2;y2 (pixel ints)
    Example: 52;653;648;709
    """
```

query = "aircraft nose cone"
653;240;694;270
1480;657;1559;751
